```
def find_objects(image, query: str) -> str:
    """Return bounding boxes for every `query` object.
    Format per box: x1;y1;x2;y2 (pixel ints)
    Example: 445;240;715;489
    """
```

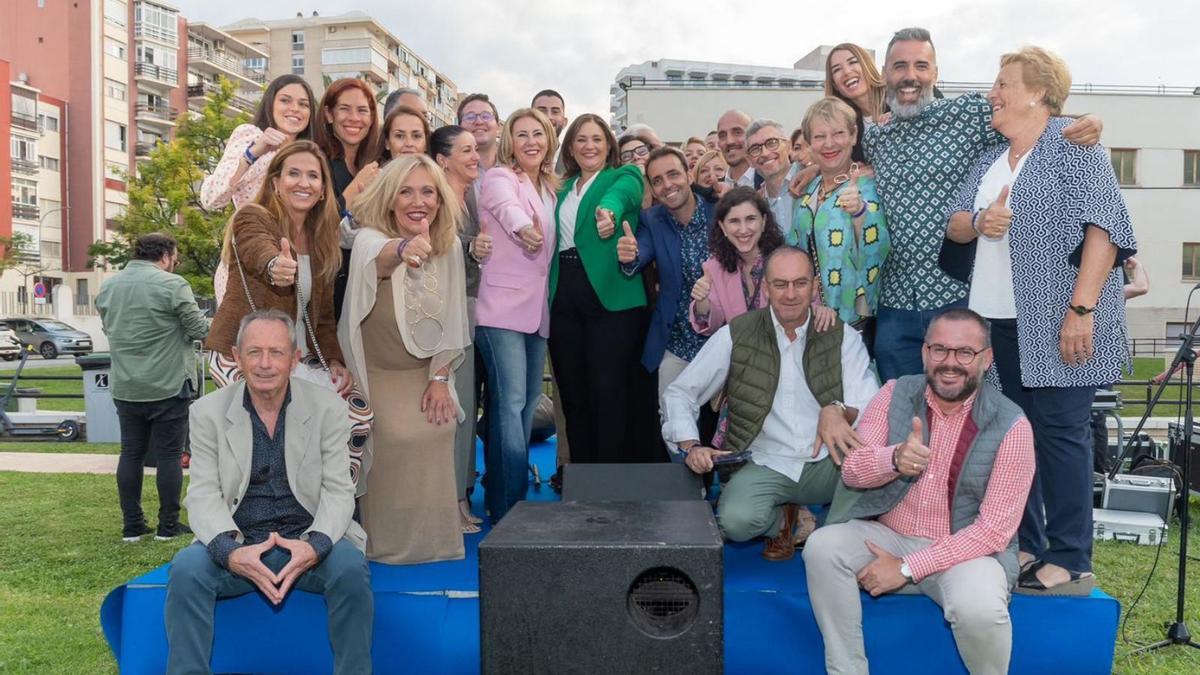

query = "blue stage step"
101;439;1119;674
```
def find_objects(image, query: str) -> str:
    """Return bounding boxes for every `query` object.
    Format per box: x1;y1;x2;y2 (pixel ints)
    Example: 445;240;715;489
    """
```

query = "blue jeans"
165;540;373;674
475;326;546;523
874;299;967;382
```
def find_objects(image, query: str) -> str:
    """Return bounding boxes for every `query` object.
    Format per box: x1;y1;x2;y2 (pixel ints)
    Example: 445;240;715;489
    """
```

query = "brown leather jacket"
208;204;344;364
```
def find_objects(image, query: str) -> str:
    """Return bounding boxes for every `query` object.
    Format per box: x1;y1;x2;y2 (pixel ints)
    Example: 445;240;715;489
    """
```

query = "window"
1186;150;1200;186
137;44;176;66
75;279;88;303
134;2;177;43
38;113;59;132
41;240;61;263
1184;242;1200;281
244;56;266;72
321;47;370;66
291;30;305;50
11;136;36;161
105;78;127;101
291;54;304;75
105;121;127;151
1111;148;1137;186
104;37;127;60
12;178;38;205
104;0;126;27
39;156;60;171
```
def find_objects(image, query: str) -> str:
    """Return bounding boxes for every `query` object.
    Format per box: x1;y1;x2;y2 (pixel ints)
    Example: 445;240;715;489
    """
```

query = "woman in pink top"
474;108;559;523
201;75;317;301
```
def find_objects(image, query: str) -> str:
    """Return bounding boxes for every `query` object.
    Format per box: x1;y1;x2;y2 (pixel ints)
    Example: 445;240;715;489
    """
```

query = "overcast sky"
174;0;1199;119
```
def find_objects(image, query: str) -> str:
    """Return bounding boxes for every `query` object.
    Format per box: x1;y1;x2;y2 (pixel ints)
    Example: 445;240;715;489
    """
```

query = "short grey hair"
887;27;935;61
746;118;786;139
384;87;424;117
235;309;297;349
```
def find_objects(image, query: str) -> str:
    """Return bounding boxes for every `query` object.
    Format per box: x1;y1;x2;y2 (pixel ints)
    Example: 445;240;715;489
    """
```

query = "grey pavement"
0;452;166;474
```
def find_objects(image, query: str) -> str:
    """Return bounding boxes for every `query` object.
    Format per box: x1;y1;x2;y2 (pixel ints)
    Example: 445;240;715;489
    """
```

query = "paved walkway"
0;452;162;474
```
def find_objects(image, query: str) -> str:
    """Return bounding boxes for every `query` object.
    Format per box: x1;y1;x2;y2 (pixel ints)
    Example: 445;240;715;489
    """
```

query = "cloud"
174;0;1199;124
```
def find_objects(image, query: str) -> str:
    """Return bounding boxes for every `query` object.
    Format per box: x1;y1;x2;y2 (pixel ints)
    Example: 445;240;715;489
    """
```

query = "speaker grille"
627;567;700;637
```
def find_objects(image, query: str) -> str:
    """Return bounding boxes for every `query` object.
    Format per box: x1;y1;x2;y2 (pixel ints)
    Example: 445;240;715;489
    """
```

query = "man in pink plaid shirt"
803;308;1034;675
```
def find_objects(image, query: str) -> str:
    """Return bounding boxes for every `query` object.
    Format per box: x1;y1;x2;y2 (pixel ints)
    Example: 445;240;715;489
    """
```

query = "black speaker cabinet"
479;500;724;674
561;462;704;502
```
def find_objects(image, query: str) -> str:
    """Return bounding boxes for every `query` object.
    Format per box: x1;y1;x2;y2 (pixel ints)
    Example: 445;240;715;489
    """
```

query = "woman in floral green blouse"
787;97;890;355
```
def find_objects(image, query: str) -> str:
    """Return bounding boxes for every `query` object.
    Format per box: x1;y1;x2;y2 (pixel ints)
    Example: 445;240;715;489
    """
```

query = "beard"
927;363;980;403
886;79;935;119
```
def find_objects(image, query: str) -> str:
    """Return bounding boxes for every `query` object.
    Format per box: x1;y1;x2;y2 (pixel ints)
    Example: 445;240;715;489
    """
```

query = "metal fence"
1128;337;1187;357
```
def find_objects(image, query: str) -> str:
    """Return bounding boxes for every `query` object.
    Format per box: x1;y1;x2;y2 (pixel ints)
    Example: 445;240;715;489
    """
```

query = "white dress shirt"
723;166;757;189
967;152;1027;320
557;172;598;252
662;308;879;482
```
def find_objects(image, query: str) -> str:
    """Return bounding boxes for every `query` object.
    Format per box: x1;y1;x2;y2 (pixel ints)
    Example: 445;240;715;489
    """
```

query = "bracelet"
431;374;450;383
394;238;409;260
851;202;867;218
243;145;259;164
891;444;902;473
970;209;984;235
266;256;278;286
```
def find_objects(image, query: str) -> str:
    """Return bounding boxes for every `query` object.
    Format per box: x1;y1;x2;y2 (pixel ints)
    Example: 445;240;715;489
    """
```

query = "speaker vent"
627;567;700;637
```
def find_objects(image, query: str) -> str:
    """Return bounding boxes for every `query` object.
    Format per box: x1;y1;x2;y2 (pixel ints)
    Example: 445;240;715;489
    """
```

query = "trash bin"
76;353;121;443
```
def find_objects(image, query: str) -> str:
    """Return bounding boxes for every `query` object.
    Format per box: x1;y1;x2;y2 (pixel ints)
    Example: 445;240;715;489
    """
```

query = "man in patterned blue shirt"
864;27;1102;382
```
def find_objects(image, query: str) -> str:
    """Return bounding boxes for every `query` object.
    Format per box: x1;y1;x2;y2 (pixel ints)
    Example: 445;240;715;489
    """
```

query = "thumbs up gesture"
271;238;298;287
691;269;714;317
892;417;931;477
835;167;864;216
405;218;434;268
616;221;639;264
976;185;1012;240
595;207;616;240
518;211;545;253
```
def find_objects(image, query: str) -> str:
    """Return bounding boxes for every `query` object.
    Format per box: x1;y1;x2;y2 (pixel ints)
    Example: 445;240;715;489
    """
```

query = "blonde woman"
340;154;471;563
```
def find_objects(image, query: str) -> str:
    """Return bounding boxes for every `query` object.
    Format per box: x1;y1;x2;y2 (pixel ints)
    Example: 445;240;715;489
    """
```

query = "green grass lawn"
1116;357;1191;419
1;470;1199;673
0;366;87;412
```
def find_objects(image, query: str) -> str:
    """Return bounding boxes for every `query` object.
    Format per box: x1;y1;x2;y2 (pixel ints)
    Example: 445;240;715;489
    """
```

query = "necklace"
1010;140;1036;162
818;161;859;202
403;258;444;351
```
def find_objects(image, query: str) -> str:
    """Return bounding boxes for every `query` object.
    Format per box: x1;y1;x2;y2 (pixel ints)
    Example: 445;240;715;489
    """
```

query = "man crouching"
662;246;879;560
165;309;372;674
803;308;1034;675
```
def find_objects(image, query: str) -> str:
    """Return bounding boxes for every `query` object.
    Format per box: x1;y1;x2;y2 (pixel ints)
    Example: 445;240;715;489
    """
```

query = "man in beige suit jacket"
165;310;372;674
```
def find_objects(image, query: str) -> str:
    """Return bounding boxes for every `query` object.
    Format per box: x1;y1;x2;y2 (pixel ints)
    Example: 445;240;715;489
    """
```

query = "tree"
88;78;250;297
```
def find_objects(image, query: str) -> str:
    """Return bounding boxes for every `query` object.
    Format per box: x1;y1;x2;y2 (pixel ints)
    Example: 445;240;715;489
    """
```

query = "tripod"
1111;303;1199;654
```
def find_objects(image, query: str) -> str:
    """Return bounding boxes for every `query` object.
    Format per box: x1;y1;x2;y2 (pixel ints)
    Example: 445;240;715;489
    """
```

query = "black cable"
1119;463;1185;650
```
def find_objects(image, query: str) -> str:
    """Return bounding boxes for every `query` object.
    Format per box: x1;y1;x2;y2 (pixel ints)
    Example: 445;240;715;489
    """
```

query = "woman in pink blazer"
475;108;559;523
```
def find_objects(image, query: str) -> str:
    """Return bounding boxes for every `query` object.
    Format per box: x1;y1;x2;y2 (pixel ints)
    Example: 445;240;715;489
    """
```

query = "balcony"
134;61;178;87
187;47;267;86
135;102;178;125
187;82;258;115
135;141;159;157
10;158;38;176
12;203;39;221
134;21;177;45
11;112;39;133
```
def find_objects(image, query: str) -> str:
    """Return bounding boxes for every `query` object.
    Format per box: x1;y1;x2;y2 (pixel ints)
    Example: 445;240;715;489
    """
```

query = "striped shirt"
842;380;1034;581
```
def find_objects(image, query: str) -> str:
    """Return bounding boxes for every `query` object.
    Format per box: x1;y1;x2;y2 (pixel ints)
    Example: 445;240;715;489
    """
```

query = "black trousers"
549;255;648;464
114;396;189;531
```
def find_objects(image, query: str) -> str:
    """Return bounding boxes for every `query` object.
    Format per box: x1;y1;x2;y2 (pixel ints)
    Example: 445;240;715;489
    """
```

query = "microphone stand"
1121;305;1199;654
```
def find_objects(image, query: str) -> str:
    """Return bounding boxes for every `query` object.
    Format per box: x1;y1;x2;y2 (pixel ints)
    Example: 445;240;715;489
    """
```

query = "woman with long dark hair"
314;78;381;211
207;141;372;486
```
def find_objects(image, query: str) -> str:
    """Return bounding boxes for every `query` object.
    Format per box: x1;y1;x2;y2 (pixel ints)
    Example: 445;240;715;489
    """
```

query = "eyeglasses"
925;343;990;365
747;137;786;158
619;145;650;162
461;112;495;124
768;278;810;291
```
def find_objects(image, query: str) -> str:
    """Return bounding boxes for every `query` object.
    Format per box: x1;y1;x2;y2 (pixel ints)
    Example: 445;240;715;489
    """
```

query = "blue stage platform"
102;439;1119;674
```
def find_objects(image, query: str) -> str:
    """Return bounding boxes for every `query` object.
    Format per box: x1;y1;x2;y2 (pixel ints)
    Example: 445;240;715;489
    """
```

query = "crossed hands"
227;532;318;605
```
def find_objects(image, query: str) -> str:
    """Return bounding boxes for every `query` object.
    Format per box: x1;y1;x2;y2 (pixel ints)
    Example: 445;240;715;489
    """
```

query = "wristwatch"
1068;303;1096;316
829;400;848;413
899;560;913;582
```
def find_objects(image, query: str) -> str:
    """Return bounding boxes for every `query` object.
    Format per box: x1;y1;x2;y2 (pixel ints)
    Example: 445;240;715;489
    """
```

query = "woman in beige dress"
338;153;471;564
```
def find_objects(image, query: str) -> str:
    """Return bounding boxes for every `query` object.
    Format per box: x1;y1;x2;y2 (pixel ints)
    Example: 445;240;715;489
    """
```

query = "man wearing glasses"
746;119;800;233
663;247;878;561
803;308;1034;675
457;93;502;175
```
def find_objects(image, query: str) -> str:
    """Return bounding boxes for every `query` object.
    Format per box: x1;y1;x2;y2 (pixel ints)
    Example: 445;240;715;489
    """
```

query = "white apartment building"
222;10;459;127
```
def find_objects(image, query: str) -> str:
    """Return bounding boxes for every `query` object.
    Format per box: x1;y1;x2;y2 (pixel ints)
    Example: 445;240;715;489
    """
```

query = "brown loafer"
763;504;799;561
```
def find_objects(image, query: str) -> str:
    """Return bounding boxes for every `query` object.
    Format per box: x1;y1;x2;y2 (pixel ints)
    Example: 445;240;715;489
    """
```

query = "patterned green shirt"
863;93;1002;310
96;260;210;402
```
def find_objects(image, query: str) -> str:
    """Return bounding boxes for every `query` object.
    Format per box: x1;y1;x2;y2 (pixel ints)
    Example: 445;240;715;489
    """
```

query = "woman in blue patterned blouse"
787;97;890;356
947;47;1137;595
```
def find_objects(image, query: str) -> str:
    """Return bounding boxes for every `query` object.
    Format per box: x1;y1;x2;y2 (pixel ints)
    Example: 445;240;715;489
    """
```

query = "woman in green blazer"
549;113;649;463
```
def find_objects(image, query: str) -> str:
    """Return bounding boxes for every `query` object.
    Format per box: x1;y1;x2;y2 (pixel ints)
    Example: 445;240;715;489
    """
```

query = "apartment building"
611;50;1200;343
222;10;459;127
185;21;268;117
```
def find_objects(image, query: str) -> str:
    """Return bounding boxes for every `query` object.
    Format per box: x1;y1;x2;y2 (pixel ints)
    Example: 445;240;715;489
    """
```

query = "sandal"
460;518;482;535
459;499;483;525
1016;560;1095;596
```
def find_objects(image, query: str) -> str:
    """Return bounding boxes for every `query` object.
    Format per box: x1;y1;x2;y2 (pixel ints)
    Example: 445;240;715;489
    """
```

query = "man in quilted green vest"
803;309;1034;675
662;247;879;561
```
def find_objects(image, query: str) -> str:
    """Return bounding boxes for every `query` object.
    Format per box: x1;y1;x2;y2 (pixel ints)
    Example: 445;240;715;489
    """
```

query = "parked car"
1;317;94;359
0;321;22;361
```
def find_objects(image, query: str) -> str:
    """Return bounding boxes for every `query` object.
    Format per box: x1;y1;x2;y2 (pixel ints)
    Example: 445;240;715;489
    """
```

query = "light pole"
28;206;68;312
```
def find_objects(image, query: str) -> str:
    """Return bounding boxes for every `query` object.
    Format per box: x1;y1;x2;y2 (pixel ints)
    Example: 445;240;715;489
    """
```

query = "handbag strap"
229;230;330;373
